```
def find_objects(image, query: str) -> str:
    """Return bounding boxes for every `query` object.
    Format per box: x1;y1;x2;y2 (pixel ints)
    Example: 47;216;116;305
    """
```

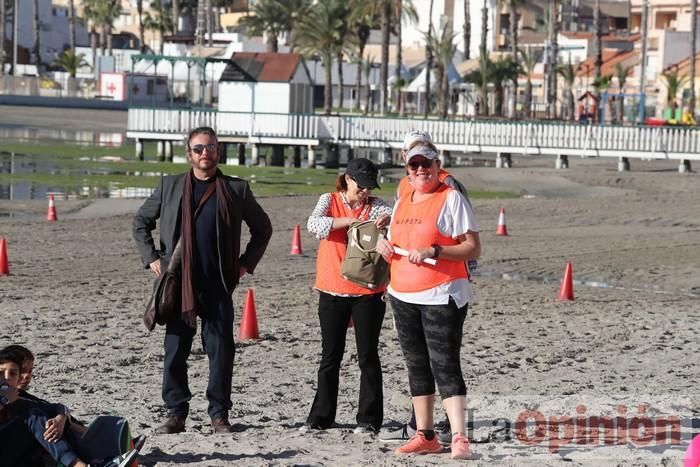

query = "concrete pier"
617;157;630;172
307;146;316;168
496;152;512;168
293;146;301;167
679;159;692;173
135;139;144;161
165;141;173;162
251;144;259;166
555;154;569;169
156;141;164;162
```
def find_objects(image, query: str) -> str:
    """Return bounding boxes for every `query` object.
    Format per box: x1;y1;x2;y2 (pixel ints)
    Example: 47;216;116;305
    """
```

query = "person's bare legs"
442;395;465;435
413;394;435;430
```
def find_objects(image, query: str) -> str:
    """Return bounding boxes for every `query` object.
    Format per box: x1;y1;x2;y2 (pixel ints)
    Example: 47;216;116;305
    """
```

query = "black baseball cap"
345;158;380;190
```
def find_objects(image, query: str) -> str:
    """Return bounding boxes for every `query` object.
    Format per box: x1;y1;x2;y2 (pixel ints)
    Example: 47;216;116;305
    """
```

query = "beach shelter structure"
218;52;313;114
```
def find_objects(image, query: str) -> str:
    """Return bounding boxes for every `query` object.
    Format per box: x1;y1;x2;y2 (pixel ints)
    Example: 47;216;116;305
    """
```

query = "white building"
3;0;89;67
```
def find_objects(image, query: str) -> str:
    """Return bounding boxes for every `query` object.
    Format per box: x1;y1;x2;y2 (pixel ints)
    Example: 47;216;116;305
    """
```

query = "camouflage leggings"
389;296;468;399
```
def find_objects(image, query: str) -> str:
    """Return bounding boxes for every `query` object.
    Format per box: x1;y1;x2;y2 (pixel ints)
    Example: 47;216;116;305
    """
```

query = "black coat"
132;173;273;294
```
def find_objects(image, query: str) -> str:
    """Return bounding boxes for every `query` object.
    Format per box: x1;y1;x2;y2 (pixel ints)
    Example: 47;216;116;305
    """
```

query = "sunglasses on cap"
407;158;435;170
190;143;217;155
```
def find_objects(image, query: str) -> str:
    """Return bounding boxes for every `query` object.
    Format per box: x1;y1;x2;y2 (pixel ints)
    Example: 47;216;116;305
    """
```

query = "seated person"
4;345;145;460
0;348;139;467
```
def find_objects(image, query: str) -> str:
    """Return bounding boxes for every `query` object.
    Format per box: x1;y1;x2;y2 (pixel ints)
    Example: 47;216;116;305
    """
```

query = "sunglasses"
407;158;435;170
191;143;217;155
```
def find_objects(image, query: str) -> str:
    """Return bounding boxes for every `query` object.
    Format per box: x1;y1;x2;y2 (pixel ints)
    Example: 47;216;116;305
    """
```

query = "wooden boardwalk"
127;108;700;171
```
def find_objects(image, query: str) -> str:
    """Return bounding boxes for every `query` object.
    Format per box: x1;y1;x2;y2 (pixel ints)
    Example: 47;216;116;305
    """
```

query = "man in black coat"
133;127;273;434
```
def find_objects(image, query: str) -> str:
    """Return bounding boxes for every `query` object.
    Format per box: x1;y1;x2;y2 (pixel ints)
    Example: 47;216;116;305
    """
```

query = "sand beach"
0;156;698;466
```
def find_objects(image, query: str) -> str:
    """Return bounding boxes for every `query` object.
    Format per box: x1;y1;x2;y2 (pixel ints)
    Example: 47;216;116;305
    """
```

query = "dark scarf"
180;169;235;328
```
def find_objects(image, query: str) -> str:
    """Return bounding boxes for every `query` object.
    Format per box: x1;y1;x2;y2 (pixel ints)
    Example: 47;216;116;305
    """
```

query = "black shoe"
211;417;235;434
156;416;185;434
378;423;416;442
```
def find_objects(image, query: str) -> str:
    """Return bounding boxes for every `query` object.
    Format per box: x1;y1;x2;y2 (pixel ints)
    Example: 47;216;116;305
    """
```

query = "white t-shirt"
388;190;479;308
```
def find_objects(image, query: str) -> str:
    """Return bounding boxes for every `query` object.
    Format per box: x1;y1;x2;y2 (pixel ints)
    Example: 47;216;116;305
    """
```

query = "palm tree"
661;69;689;113
68;0;76;52
614;62;631;123
379;0;392;113
490;56;519;116
690;0;697;117
638;0;648;123
393;0;418;108
506;0;523;117
393;77;408;116
33;0;41;66
426;23;458;118
423;0;434;117
239;0;282;52
480;0;487;58
206;0;214;46
144;0;173;54
136;0;145;52
592;74;611;122
239;0;307;53
464;52;491;115
363;54;375;114
557;60;575;121
52;49;90;77
593;0;602;101
294;0;348;115
518;46;537;118
546;0;558;118
350;0;373;111
0;0;6;76
463;0;470;60
83;0;121;57
334;9;355;110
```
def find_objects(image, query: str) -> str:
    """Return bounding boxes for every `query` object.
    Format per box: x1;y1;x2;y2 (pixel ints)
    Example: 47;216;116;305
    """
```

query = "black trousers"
163;288;235;420
306;292;386;430
390;296;468;399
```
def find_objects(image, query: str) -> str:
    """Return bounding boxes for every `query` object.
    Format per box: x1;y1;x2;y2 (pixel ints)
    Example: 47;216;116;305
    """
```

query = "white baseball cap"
406;144;439;161
402;130;433;151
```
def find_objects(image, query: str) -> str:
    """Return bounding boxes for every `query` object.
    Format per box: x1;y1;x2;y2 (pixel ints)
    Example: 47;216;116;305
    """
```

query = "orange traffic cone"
496;207;508;236
290;224;303;255
238;288;260;340
557;261;574;301
47;194;58;222
0;237;9;276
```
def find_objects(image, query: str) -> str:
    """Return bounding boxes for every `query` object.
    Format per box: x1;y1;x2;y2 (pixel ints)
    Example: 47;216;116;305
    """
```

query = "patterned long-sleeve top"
307;192;393;239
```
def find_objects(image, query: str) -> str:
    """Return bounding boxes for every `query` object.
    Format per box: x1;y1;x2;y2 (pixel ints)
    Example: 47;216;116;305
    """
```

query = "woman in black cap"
300;158;392;434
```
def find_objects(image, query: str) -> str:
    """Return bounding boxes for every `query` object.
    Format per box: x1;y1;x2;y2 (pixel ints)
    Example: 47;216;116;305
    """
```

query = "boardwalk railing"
127;107;700;161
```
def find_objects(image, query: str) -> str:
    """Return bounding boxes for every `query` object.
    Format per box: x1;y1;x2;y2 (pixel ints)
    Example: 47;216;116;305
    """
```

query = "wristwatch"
431;244;442;259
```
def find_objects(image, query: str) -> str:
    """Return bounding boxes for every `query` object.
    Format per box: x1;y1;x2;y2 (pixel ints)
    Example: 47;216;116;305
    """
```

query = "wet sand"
0;158;698;466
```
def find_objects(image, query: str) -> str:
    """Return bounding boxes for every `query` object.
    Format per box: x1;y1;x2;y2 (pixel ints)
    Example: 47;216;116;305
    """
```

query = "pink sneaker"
450;433;471;460
394;431;443;455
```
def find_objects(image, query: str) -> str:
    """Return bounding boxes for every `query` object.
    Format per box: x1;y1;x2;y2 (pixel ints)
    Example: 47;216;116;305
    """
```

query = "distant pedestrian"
133;126;273;434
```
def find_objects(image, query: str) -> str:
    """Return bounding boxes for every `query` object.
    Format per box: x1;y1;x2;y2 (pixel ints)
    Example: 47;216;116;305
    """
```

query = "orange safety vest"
390;184;468;293
314;192;386;295
397;169;452;199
